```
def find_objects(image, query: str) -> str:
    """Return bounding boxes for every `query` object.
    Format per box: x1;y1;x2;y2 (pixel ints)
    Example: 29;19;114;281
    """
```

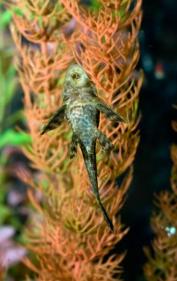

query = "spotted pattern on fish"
41;64;125;231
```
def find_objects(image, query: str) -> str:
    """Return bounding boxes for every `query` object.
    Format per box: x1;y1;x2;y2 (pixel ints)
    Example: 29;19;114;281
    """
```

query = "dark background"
119;0;177;280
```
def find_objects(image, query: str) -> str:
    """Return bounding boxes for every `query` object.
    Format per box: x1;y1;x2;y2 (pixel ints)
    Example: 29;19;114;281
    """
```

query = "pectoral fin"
40;105;66;135
94;97;125;123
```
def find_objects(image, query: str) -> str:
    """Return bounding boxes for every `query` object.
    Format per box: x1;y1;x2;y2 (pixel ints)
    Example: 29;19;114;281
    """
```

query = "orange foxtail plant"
144;118;177;281
9;0;143;280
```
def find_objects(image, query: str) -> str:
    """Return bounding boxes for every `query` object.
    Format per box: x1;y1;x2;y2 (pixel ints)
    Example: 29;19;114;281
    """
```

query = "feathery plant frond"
8;0;143;280
144;118;177;281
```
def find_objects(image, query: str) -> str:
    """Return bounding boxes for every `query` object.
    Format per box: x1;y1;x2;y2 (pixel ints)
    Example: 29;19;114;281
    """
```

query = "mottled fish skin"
41;64;125;231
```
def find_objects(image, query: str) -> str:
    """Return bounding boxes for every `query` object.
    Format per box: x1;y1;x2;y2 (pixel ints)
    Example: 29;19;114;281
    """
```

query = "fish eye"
71;72;80;80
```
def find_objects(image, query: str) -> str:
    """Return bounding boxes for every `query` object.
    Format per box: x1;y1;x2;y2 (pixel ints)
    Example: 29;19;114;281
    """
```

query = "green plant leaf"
12;7;24;17
0;130;32;148
0;10;13;28
90;0;102;11
0;205;11;224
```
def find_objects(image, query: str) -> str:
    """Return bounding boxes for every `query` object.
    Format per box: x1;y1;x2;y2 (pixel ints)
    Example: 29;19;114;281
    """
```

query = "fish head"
64;64;90;89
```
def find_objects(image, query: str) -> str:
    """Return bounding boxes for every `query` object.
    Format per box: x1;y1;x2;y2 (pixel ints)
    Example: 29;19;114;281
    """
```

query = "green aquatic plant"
0;6;31;278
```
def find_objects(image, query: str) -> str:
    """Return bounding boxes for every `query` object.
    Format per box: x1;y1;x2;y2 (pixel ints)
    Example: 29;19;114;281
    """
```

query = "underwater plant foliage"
0;5;32;279
144;118;177;281
6;0;143;280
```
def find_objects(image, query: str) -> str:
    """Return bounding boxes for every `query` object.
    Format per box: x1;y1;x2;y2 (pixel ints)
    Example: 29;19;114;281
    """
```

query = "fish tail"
80;142;114;231
97;198;114;231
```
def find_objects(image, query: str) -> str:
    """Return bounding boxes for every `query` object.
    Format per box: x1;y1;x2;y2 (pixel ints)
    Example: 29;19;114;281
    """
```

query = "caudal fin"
80;142;114;231
98;199;114;231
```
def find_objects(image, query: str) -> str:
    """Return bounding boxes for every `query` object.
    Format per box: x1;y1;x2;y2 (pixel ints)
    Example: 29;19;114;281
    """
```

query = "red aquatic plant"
8;0;143;280
144;118;177;281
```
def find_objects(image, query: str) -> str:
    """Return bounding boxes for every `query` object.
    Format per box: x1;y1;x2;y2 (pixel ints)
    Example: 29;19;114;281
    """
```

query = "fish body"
41;64;125;231
66;102;97;147
66;96;114;230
